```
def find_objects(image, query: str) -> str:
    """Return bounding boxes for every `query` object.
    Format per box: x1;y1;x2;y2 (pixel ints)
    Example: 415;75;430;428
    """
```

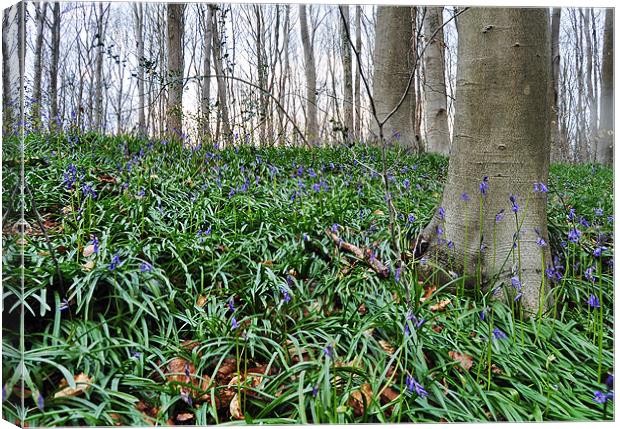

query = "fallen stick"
327;230;389;278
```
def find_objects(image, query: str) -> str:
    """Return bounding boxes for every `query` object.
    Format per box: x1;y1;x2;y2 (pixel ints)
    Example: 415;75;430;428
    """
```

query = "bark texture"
372;6;416;148
423;7;451;155
49;2;61;128
201;4;213;139
549;8;568;163
133;3;146;134
211;5;232;143
339;5;354;140
299;5;318;142
421;8;552;315
597;8;613;166
32;2;47;127
166;3;184;138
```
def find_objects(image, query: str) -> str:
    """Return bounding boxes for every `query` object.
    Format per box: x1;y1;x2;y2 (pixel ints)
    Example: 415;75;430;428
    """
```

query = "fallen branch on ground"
327;229;389;278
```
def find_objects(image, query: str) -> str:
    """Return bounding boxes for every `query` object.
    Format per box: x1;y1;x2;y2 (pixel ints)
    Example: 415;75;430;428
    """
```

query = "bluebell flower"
303;233;310;242
479;176;489;195
59;298;69;312
140;262;153;273
533;182;549;193
568;228;581;243
90;235;99;254
438;207;446;220
312;183;321;192
322;344;334;358
403;179;410;190
593;390;613;404
606;374;614;390
568;208;576;221
509;195;519;213
394;266;402;283
311;385;319;397
406;375;428;398
594;208;604;216
588;294;600;308
81;183;97;199
231;316;239;330
594;247;607;257
495;209;505;223
407;214;415;223
228;298;235;312
280;286;291;303
108;253;122;271
37;392;44;411
331;223;339;233
579;217;590;228
461;192;470;201
492;328;508;340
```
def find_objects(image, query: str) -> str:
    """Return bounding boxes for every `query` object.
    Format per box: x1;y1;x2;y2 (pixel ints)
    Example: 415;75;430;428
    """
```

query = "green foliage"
2;132;613;425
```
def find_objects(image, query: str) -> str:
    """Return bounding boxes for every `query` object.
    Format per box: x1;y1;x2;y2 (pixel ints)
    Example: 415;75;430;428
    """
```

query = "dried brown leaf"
448;351;474;372
54;373;92;398
430;299;451;312
348;383;373;416
82;244;96;257
378;340;395;355
229;394;244;420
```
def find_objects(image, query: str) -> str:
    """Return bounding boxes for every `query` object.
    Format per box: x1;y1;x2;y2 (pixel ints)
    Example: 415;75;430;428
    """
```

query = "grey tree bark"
354;5;362;140
2;8;13;134
166;3;184;138
211;5;232;143
299;5;318;143
372;6;416;148
421;8;552;315
339;5;354;140
49;2;61;128
597;8;613;165
32;2;47;127
201;4;213;139
133;3;146;134
423;6;451;155
94;3;106;132
549;8;568;163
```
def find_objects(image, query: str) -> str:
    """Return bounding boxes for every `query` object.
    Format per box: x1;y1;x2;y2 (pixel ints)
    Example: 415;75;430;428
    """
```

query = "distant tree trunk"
166;3;184;139
597;8;613;165
372;6;416;149
423;6;451;155
2;8;13;134
201;4;213;139
49;2;61;129
583;9;596;161
420;8;552;315
94;3;105;132
549;8;568;163
354;5;362;140
133;3;146;134
211;5;232;143
299;5;318;143
277;5;291;145
339;5;354;140
255;5;267;144
32;2;47;127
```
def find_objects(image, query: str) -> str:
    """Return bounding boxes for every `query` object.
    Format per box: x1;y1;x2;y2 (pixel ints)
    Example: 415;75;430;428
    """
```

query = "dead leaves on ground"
448;351;474;372
54;373;92;398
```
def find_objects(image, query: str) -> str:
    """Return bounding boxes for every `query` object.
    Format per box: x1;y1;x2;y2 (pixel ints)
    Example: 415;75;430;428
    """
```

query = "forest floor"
1;132;614;424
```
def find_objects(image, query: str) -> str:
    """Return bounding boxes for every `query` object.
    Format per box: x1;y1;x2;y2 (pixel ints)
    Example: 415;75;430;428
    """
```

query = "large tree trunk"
421;8;552;315
49;2;61;129
597;8;613;165
133;3;146;134
32;2;47;128
166;3;184;139
583;9;596;160
339;5;354;140
423;6;451;155
211;5;232;143
372;6;416;149
299;5;318;143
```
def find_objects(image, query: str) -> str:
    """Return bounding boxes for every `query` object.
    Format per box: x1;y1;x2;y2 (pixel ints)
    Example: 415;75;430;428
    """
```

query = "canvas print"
1;0;615;425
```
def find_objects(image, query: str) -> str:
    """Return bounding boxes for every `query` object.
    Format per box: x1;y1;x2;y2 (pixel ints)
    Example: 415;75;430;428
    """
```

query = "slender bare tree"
372;6;416;148
49;2;61;128
423;6;451;155
133;3;146;134
597;8;613;165
339;5;354;140
299;4;318;143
